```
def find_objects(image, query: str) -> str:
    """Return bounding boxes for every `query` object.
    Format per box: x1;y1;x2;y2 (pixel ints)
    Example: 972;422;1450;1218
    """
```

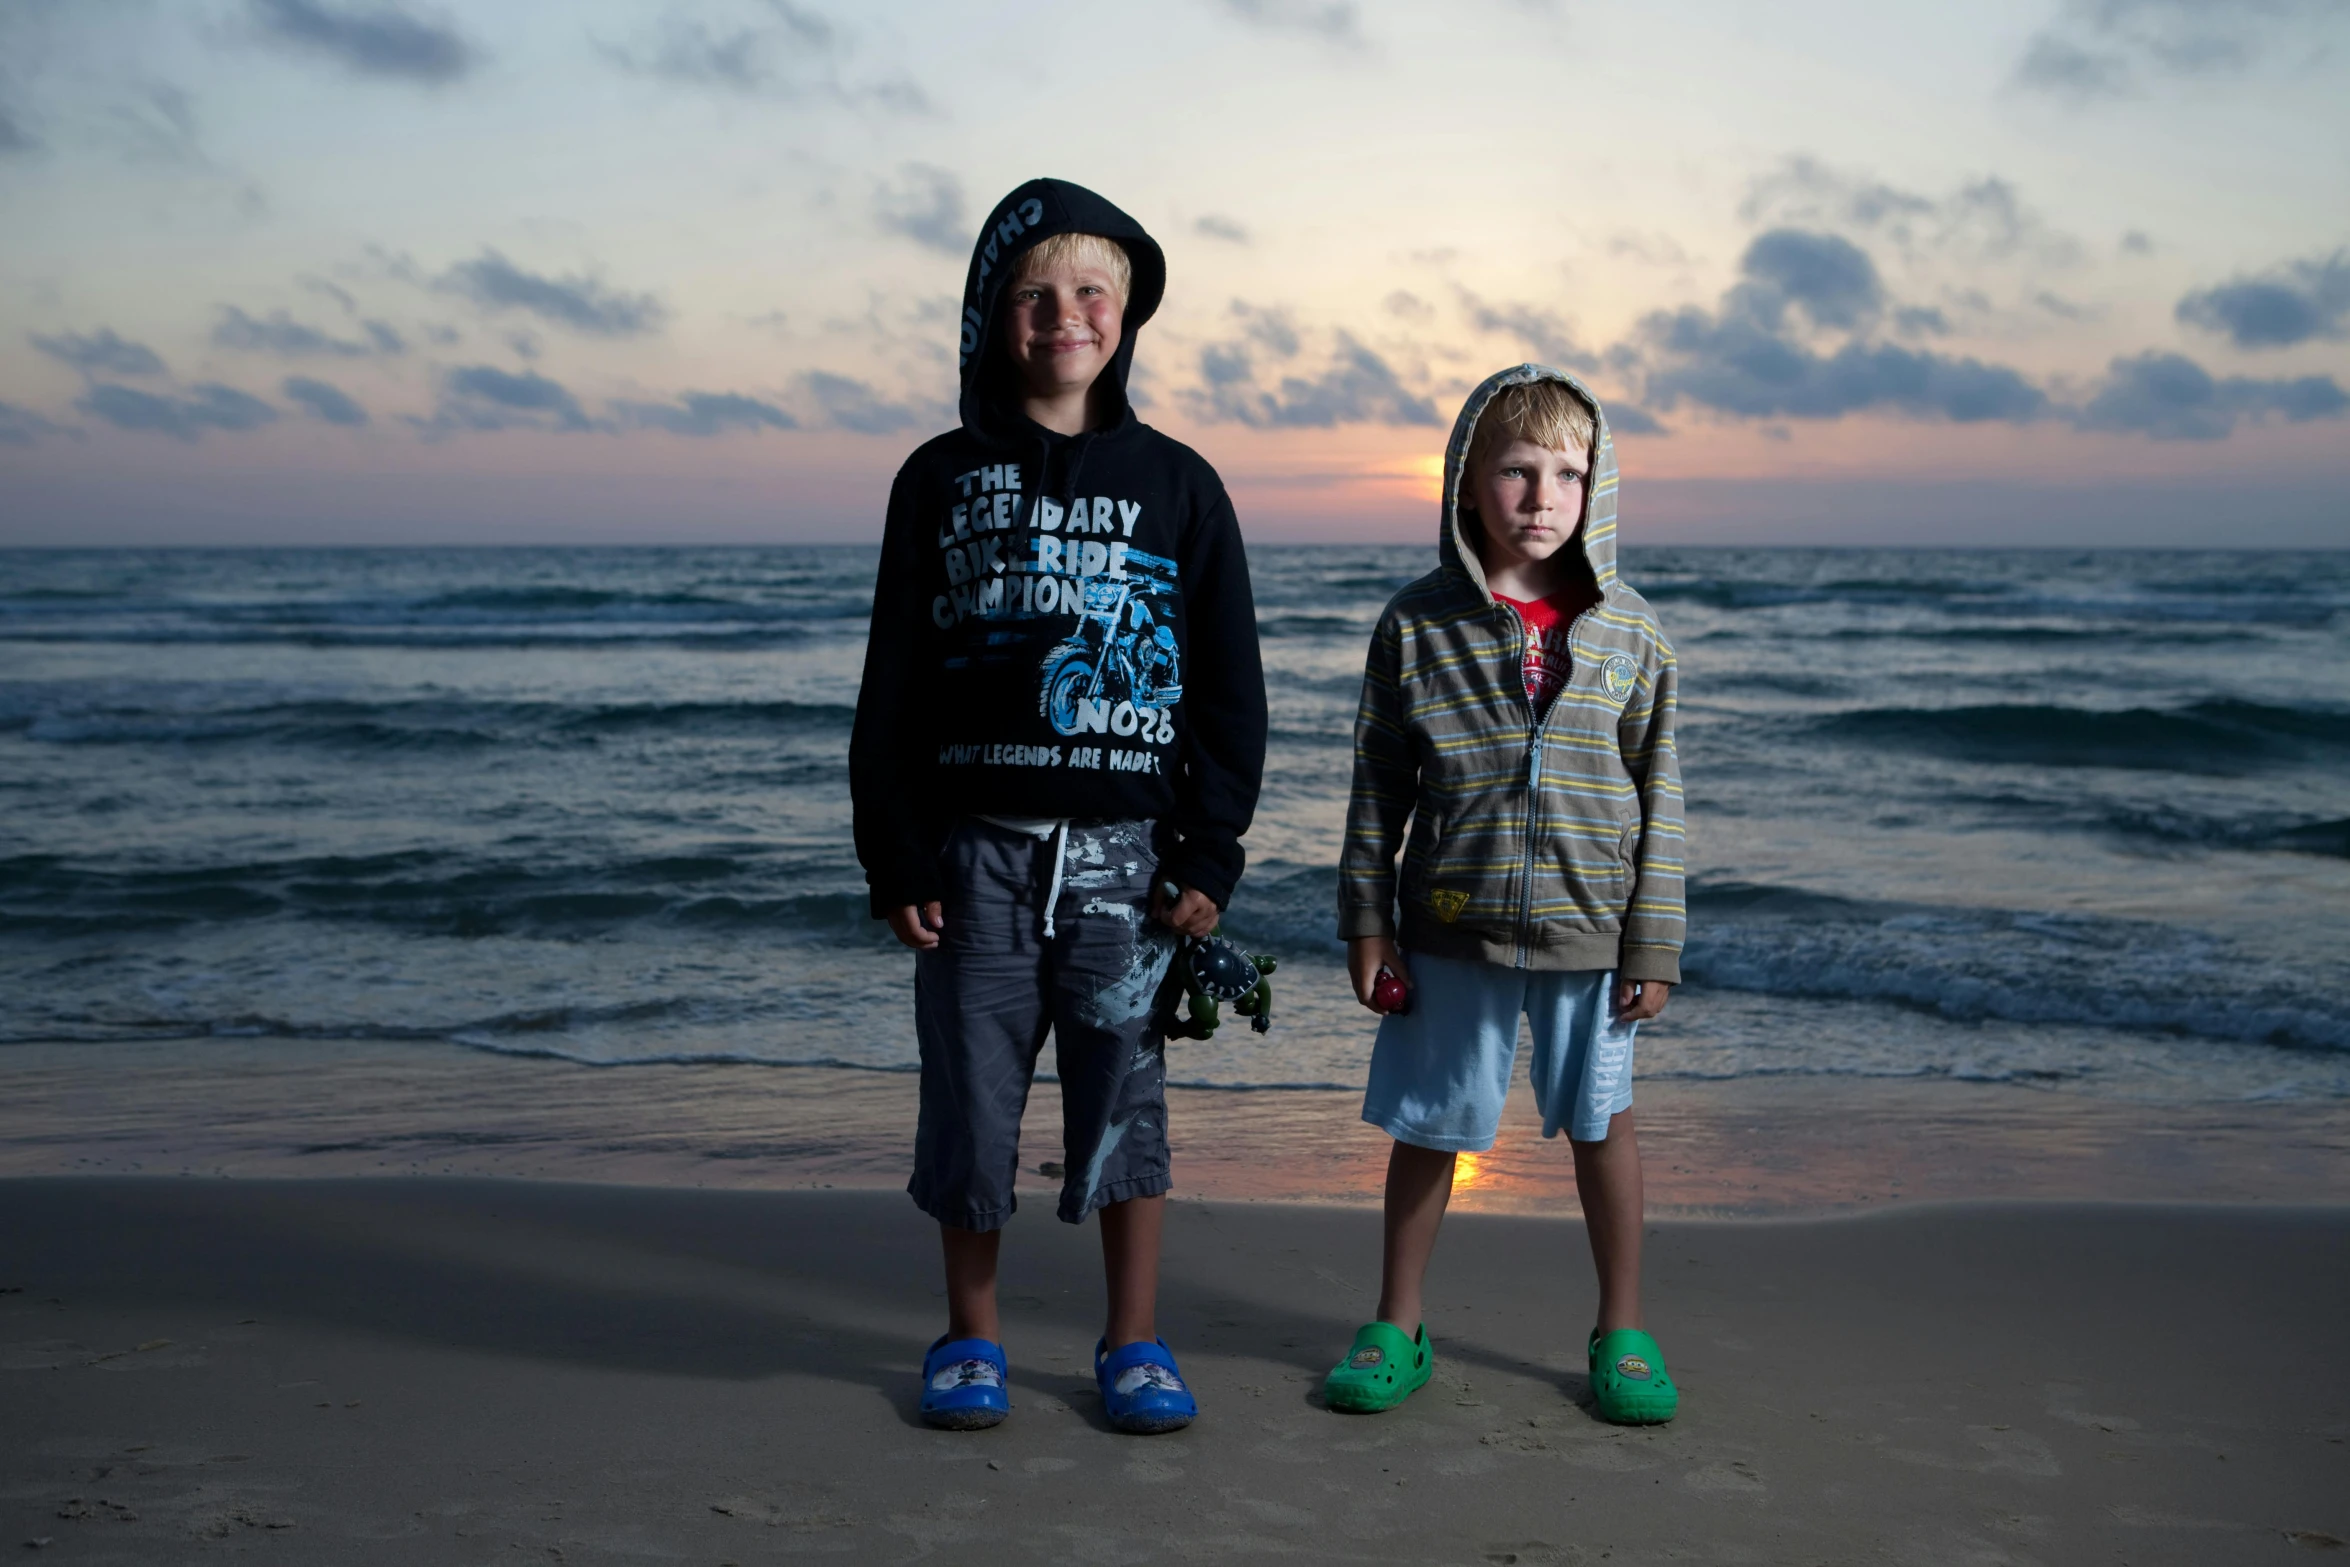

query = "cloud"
1742;158;2078;267
599;4;927;111
1628;231;2047;425
2175;250;2350;348
301;274;361;313
1229;301;1302;358
1182;331;1439;428
1455;289;1599;372
76;382;278;441
417;365;597;433
1194;214;1250;244
2077;351;2348;440
800;371;920;435
102;83;202;168
1384;290;1433;322
2013;31;2131;99
872;164;966;256
250;0;475;84
1735;230;1884;329
1216;0;1365;47
28;328;167;377
1607;402;1668;437
281;375;368;426
1640;310;2049;424
212;305;404;357
0;400;74;446
0;102;35;156
436;250;667;337
613;390;797;436
599;12;820;96
2013;0;2348;100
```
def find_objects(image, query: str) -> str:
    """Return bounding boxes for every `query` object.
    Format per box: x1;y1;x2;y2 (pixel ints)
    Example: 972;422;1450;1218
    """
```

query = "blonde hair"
1012;232;1132;305
1464;379;1596;484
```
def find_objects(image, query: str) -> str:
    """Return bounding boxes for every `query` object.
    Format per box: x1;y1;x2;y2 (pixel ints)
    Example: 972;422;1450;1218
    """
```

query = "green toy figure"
1157;882;1277;1040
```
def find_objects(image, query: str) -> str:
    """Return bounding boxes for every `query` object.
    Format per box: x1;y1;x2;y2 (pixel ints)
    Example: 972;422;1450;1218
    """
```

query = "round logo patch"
1348;1346;1385;1369
1601;654;1638;705
1615;1354;1652;1382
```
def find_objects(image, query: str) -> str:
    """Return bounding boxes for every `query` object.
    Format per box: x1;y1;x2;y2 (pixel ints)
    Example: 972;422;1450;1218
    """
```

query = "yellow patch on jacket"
1428;888;1470;922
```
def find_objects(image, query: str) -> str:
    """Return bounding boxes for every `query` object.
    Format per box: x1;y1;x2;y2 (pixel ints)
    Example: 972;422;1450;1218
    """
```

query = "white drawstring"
1040;820;1070;941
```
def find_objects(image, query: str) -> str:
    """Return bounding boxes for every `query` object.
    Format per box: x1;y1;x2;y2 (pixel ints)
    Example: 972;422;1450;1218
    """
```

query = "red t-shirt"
1495;585;1600;717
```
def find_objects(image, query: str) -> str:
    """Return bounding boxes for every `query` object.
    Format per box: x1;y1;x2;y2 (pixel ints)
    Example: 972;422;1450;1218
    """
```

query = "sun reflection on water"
1452;1150;1494;1192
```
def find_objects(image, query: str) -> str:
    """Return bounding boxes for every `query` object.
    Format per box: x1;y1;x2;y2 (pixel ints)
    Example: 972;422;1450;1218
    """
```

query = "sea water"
3;546;2345;1106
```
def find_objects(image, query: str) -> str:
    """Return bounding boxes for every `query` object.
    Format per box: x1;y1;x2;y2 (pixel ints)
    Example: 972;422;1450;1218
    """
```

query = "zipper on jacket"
1497;599;1540;969
1505;593;1600;969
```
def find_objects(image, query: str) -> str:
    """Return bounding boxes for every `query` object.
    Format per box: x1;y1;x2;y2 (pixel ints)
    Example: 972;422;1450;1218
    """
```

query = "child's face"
1468;437;1589;574
1000;258;1124;401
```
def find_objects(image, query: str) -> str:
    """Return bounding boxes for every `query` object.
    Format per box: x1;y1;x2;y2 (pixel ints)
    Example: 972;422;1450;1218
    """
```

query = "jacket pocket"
1400;808;1448;901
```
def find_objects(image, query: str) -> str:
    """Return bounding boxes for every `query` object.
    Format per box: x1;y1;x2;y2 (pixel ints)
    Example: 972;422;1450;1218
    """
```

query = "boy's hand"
1152;882;1219;939
888;902;945;951
1612;977;1671;1022
1348;936;1411;1011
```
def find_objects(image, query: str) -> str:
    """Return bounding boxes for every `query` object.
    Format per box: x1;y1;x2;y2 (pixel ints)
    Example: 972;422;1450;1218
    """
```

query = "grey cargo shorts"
909;817;1178;1230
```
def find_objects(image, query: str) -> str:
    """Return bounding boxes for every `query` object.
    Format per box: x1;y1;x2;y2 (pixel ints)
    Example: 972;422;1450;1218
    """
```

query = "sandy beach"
10;1036;2350;1215
5;1177;2345;1565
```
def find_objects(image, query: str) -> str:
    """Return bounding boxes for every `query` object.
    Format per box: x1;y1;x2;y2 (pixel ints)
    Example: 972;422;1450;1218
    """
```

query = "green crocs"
1322;1321;1433;1413
1589;1328;1678;1424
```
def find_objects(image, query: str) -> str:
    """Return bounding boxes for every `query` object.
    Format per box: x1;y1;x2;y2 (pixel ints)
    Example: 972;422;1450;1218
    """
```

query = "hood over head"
1438;363;1623;601
957;178;1167;443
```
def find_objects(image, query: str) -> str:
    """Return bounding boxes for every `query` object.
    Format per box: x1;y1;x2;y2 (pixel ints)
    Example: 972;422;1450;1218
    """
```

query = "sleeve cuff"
1617;947;1681;985
1158;840;1239;910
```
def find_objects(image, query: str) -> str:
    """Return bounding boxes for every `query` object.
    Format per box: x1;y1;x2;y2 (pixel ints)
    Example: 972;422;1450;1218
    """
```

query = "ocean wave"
0;695;856;750
1644;577;1988;610
2267;818;2350;857
1818;699;2350;774
1683;880;2349;1054
1226;867;2350;1054
1971;796;2350;858
0;581;873;652
1817;624;2263;646
0;850;876;939
0;1000;919;1072
0;624;830;652
1639;574;2340;628
1258;613;1373;639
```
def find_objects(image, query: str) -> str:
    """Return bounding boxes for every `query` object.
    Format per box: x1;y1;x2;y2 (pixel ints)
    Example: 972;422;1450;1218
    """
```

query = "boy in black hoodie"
850;179;1267;1435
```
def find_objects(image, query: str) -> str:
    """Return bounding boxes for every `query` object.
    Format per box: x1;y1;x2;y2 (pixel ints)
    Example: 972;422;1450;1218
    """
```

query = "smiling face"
1467;436;1591;577
1000;255;1125;403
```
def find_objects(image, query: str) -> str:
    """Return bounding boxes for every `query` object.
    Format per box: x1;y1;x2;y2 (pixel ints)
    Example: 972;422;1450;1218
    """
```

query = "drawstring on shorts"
1040;820;1070;940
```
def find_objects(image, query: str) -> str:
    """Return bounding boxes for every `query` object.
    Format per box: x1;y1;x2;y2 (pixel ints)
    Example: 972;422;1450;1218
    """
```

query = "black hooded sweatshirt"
849;178;1267;917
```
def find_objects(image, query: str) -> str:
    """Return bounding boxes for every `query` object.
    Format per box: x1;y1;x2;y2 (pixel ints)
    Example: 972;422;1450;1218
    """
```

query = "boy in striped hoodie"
1325;365;1685;1424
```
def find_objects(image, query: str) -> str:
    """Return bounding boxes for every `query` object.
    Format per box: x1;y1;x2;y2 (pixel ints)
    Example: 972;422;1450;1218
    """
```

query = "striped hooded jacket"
1337;364;1685;982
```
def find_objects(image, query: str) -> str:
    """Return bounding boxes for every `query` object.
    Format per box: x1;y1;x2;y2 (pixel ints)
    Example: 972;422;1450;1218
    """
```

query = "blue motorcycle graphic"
1038;569;1182;741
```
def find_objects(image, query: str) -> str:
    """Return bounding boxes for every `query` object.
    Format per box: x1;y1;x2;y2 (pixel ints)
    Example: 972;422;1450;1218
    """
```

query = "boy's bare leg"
941;1224;1003;1343
1570;1108;1645;1333
1376;1140;1458;1331
1100;1193;1164;1348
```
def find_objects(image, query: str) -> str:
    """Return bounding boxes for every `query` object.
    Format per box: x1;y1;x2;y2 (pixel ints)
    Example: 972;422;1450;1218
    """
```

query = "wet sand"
4;1178;2345;1565
7;1036;2350;1214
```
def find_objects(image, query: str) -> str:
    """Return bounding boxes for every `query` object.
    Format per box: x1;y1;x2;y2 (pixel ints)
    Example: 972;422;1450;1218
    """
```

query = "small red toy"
1370;966;1411;1016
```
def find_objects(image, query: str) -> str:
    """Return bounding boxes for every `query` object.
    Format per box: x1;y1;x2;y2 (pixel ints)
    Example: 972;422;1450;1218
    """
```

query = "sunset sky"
2;0;2346;546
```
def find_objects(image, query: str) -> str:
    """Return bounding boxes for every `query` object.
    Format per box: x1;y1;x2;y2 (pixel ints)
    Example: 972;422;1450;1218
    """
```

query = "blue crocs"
1095;1337;1197;1435
920;1335;1009;1430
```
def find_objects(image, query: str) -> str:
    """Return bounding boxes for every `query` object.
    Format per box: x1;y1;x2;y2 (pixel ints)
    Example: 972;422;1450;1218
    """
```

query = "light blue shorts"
1361;953;1637;1151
